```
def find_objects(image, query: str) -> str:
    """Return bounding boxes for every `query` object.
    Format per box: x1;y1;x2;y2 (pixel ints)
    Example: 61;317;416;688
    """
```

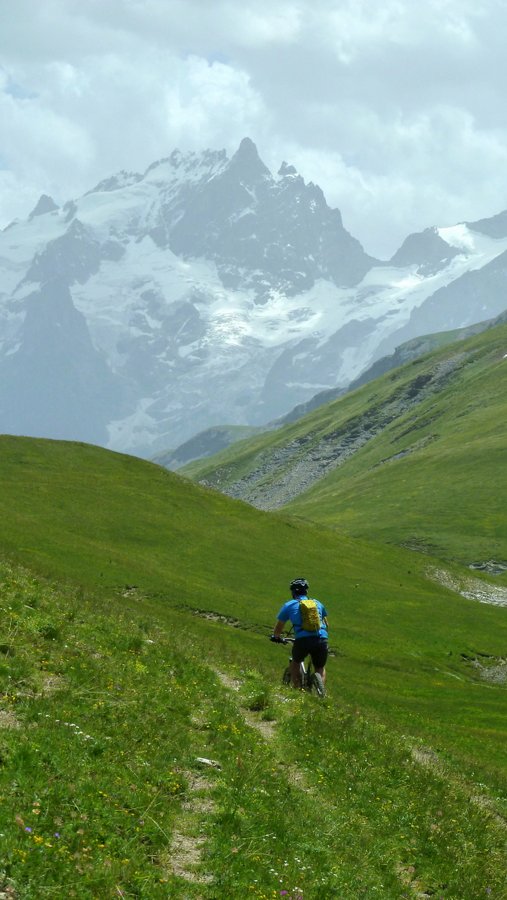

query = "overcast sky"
1;0;507;257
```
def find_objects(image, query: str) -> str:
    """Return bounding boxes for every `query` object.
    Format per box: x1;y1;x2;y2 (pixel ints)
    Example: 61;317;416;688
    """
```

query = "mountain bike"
270;635;326;697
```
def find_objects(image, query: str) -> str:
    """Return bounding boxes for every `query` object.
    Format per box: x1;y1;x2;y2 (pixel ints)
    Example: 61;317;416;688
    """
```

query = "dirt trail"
214;668;312;791
163;763;216;890
214;669;278;740
164;666;295;891
166;830;212;885
0;709;21;730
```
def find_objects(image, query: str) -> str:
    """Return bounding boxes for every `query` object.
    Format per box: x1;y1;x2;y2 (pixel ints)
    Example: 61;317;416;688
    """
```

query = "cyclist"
271;577;329;689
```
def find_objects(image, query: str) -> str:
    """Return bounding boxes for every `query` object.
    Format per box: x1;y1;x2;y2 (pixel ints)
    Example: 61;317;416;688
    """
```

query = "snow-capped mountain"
1;137;507;457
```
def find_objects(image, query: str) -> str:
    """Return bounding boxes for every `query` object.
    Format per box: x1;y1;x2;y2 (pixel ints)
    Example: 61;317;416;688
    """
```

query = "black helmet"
290;577;309;596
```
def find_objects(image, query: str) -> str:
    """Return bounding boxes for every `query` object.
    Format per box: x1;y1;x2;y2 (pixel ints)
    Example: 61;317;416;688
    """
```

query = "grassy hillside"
2;560;506;898
183;323;507;568
288;325;507;563
1;436;506;896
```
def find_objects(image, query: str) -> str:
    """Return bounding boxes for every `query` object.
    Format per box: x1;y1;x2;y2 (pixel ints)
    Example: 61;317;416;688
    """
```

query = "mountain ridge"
2;139;507;456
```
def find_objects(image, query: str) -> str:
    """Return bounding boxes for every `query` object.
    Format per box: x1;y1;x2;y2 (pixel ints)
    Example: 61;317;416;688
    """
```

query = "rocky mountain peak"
89;171;142;195
227;137;272;185
390;227;460;275
235;136;261;159
28;194;59;219
278;161;298;178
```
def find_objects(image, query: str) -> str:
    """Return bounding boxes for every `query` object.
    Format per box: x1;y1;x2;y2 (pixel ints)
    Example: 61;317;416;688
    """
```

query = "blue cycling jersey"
276;596;328;639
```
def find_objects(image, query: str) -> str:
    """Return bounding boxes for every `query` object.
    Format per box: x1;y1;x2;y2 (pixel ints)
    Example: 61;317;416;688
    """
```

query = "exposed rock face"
146;137;375;295
28;194;59;219
23;220;125;287
0;280;127;444
389;227;460;275
467;209;507;239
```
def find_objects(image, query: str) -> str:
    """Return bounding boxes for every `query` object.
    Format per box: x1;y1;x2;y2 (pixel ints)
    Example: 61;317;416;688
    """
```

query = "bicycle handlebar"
269;635;295;644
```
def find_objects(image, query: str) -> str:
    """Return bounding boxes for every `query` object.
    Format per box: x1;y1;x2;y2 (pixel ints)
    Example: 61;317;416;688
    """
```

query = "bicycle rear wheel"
283;662;308;689
309;672;326;697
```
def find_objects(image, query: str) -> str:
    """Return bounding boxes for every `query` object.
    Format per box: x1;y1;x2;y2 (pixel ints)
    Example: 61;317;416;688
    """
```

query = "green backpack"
299;598;321;632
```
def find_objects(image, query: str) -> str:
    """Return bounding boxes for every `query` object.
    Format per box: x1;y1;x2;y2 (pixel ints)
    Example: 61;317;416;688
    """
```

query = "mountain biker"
271;578;329;689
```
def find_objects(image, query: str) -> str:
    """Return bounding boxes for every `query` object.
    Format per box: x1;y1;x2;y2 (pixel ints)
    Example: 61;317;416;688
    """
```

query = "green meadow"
1;432;506;897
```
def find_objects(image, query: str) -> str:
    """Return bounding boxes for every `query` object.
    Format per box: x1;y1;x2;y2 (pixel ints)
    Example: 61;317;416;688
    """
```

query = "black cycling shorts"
292;636;328;669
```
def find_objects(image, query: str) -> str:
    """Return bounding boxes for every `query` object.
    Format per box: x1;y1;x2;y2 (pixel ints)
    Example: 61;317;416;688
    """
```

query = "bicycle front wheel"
282;666;291;686
309;672;326;697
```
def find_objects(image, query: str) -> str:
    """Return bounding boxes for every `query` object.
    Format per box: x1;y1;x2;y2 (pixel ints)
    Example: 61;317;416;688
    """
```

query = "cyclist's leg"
291;639;308;689
315;665;326;684
290;658;302;688
310;671;326;697
310;639;328;685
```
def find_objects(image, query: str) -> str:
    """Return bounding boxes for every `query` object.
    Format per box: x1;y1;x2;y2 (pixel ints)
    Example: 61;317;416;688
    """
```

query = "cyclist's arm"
273;619;286;639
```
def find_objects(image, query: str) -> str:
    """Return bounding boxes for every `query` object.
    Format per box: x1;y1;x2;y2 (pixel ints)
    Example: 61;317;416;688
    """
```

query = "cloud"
0;78;94;206
1;0;507;256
